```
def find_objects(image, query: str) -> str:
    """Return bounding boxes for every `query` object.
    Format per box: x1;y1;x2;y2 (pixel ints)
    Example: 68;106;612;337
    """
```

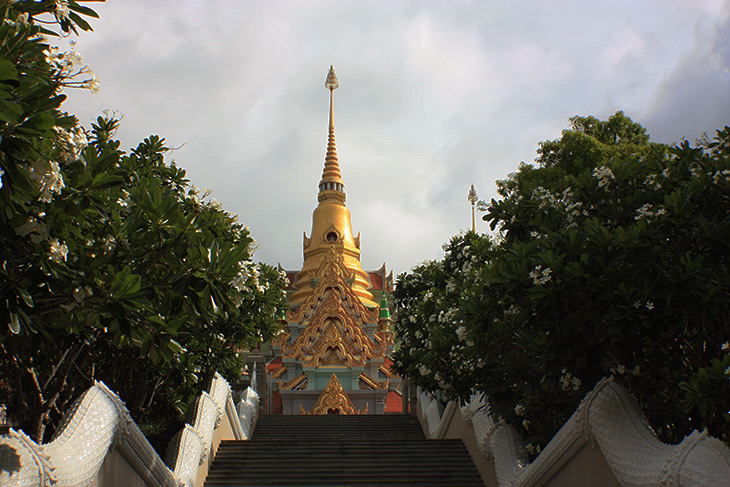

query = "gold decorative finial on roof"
468;184;478;232
325;65;339;91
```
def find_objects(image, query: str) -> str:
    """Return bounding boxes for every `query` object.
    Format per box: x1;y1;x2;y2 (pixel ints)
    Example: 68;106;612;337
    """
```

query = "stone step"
212;457;472;464
205;479;484;487
205;415;484;487
205;473;484;486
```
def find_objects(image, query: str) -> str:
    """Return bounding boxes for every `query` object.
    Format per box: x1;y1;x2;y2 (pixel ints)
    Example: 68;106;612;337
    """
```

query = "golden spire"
289;66;376;308
319;65;344;199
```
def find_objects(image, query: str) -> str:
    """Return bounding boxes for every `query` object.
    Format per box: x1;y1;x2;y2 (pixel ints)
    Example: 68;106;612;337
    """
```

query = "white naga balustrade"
3;370;730;486
417;377;730;487
0;371;259;487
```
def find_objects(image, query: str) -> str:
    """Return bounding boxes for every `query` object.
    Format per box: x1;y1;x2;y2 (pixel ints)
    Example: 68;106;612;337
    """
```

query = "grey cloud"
60;1;730;274
644;15;730;144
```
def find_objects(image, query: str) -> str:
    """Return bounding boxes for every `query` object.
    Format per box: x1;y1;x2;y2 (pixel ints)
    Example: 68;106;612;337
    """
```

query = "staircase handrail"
416;376;730;487
0;372;259;487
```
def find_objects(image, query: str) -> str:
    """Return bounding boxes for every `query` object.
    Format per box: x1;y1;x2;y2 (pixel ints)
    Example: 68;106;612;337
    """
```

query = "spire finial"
468;184;478;232
325;65;339;91
319;66;344;199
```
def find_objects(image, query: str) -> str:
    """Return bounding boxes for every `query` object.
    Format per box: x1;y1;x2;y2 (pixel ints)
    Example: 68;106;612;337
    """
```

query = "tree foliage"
393;112;730;453
0;0;286;445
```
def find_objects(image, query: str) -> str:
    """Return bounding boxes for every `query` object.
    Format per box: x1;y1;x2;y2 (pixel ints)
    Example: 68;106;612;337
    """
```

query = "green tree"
393;112;730;452
0;1;286;444
392;232;494;401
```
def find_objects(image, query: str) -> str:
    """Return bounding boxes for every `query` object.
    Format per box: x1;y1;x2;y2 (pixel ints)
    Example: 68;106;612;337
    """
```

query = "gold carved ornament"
299;373;368;415
288;248;378;325
279;372;308;390
282;291;382;367
271;365;288;380
272;330;291;349
358;372;389;390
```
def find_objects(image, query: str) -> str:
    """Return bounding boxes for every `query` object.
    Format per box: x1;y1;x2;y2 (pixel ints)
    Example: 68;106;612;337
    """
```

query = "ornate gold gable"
288;248;377;325
278;247;385;368
281;295;380;367
300;373;368;415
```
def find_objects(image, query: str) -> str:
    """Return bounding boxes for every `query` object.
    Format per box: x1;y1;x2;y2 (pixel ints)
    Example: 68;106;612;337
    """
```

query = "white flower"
522;419;530;430
28;160;65;203
55;0;69;20
722;342;730;352
505;304;519;317
592;166;615;189
643;174;658;188
635;204;666;222
645;301;654;310
712;169;730;184
49;239;68;263
455;326;467;342
85;72;101;94
102;235;116;253
15;216;49;243
66;50;83;69
634;203;654;221
559;368;581;392
514;404;525;416
725;366;730;376
529;265;552;286
277;268;288;281
56;126;88;164
44;45;63;65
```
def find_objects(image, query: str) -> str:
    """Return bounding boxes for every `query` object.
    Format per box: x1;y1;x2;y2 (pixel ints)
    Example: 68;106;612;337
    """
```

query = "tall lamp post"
468;184;478;232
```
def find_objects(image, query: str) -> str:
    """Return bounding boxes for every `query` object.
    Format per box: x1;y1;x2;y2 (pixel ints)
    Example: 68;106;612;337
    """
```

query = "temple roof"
384;390;404;413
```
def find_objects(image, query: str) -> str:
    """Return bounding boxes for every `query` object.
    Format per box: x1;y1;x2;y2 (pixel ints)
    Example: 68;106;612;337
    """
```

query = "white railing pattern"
418;377;730;487
0;372;259;487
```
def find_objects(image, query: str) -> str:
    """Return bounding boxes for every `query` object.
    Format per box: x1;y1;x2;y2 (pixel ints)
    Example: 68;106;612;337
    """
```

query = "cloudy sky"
61;0;730;276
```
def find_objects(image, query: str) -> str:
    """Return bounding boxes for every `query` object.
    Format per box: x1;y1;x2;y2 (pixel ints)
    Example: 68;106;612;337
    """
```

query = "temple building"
266;67;402;414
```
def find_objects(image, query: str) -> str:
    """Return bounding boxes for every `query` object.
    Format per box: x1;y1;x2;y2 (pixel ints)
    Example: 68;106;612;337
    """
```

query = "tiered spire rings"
319;66;344;197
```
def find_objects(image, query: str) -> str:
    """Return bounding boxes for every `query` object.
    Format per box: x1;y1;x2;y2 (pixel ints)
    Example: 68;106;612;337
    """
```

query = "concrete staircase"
204;414;484;486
